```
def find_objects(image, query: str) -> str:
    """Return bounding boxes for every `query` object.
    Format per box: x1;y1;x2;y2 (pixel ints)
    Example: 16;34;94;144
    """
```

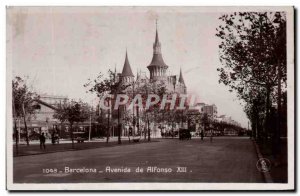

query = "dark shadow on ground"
13;139;159;157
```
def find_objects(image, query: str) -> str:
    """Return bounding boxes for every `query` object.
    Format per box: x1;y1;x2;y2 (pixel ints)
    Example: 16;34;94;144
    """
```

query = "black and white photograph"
6;6;294;190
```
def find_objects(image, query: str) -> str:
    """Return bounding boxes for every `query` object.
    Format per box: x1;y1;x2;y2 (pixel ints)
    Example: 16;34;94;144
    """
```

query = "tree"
136;81;167;141
216;12;287;148
84;70;129;144
201;113;210;135
52;100;68;136
243;87;267;140
12;76;39;146
53;100;89;148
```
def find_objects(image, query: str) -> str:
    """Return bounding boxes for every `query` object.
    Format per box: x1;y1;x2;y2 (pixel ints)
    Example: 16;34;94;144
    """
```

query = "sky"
7;7;249;127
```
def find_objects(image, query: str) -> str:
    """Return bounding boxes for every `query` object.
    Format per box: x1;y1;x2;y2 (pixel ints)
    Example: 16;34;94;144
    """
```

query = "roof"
32;99;58;110
148;27;168;68
155;28;159;45
121;51;134;77
148;54;168;68
179;68;185;85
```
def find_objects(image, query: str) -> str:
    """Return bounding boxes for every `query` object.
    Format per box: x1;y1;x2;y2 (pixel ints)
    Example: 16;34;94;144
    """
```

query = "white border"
4;5;295;191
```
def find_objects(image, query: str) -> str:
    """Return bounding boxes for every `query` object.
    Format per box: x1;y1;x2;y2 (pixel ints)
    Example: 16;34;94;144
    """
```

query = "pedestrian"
51;132;55;145
55;132;59;144
201;131;204;141
39;132;46;149
210;132;213;143
128;126;133;143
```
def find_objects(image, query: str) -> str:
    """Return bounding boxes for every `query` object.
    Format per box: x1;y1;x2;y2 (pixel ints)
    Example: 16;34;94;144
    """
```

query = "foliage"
216;12;286;99
84;70;129;98
84;69;130;143
53;100;90;126
12;76;39;146
12;76;39;118
216;12;287;143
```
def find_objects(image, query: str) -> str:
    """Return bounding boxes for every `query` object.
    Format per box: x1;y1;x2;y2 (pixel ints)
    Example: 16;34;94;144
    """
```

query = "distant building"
31;95;68;123
194;102;206;114
17;95;68;139
203;104;218;119
215;115;241;127
39;94;68;107
194;102;218;119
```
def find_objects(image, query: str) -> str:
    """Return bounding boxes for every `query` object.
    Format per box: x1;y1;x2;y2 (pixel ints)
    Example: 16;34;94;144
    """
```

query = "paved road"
13;137;264;183
14;137;151;156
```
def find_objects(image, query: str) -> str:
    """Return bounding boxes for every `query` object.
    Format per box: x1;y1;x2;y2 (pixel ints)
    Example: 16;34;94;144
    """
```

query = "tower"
178;68;187;94
179;68;185;85
147;20;168;81
120;50;134;84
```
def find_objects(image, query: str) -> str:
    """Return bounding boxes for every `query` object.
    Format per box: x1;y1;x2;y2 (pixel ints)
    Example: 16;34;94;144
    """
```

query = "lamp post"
117;102;121;144
88;106;92;142
18;118;21;143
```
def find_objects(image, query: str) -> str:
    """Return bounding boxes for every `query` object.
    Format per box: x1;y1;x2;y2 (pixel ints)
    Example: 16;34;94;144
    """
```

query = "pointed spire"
179;68;185;85
113;63;117;81
121;50;134;77
155;19;159;44
148;19;167;69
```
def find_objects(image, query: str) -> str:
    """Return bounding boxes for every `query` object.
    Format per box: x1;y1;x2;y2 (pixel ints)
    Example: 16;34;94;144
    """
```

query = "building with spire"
120;50;134;84
112;20;188;138
116;20;186;95
147;24;168;82
146;20;186;94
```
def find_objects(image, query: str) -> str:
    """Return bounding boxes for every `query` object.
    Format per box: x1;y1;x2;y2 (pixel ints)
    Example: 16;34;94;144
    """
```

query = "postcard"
6;6;294;191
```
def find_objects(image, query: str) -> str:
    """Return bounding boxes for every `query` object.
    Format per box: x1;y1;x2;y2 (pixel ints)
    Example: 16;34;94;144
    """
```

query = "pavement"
16;136;133;145
13;137;264;183
256;138;288;183
13;137;146;156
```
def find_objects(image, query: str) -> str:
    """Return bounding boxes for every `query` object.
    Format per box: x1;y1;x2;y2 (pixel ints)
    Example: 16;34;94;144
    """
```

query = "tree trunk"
23;116;29;146
70;123;74;149
14;118;18;155
137;106;140;136
12;96;18;154
274;64;282;156
253;107;259;140
100;108;103;138
22;103;29;146
172;122;175;138
117;106;121;144
147;117;151;142
106;103;110;143
257;114;262;141
60;121;63;138
144;118;147;140
264;86;271;142
250;120;255;139
181;110;184;128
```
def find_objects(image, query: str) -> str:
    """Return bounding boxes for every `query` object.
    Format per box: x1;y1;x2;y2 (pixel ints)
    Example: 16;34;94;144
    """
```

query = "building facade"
202;104;218;119
194;102;218;119
17;95;68;140
116;23;187;94
112;22;188;138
